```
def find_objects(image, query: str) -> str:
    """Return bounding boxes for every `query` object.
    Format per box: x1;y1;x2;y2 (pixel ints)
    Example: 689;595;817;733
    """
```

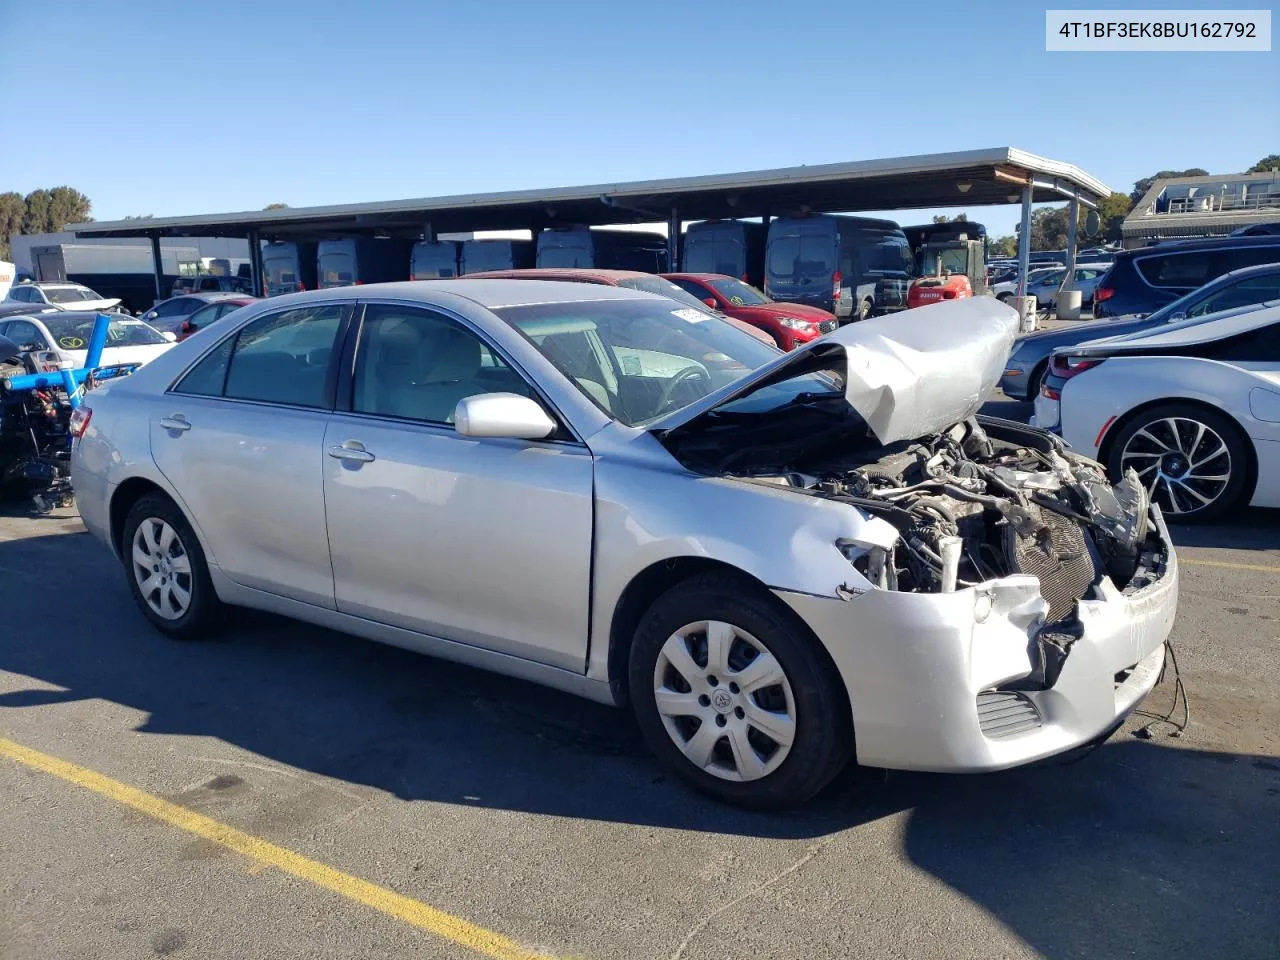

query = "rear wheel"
857;299;872;322
122;493;222;639
1106;403;1251;522
628;573;852;809
1026;360;1048;401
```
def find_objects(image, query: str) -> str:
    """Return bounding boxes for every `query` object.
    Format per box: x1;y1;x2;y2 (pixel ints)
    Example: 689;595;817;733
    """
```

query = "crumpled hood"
652;296;1020;444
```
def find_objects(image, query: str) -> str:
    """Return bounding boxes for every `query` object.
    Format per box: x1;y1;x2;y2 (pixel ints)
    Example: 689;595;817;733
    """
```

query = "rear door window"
1187;274;1280;317
1224;245;1280;271
175;304;347;407
767;235;832;288
1136;251;1218;288
320;253;356;287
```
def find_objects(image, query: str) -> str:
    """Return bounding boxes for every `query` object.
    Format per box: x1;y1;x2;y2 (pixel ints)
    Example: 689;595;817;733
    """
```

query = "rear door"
151;302;351;607
320;301;594;669
765;222;838;314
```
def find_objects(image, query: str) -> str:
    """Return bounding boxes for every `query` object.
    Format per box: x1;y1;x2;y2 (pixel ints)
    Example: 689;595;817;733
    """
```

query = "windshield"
707;277;771;306
917;247;969;276
614;276;717;312
494;298;781;426
44;315;168;349
45;286;103;303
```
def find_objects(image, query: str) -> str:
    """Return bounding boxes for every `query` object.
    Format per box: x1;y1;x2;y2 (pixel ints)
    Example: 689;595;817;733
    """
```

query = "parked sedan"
1035;302;1280;521
0;310;176;369
661;273;838;350
1023;265;1108;314
1001;261;1280;400
140;292;252;336
176;296;257;340
71;283;1177;808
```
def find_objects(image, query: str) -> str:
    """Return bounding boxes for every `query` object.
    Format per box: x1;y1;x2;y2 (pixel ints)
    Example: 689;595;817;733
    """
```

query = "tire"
1025;360;1047;402
857;299;872;322
997;292;1013;303
121;492;222;639
628;572;853;809
1105;403;1251;523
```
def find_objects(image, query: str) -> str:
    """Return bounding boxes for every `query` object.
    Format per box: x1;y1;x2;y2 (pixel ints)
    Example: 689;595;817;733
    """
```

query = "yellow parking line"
1182;558;1280;574
0;737;557;960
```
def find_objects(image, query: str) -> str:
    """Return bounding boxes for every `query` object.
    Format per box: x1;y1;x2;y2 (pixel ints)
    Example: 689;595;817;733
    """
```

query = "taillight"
942;289;957;299
69;406;92;439
1043;354;1104;399
1095;286;1114;302
832;271;842;299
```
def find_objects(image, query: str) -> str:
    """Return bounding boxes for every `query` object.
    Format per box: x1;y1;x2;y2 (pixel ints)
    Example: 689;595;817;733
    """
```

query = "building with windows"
1122;171;1280;248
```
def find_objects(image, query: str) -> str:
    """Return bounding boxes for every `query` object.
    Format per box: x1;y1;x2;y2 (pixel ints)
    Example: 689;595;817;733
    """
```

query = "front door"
150;301;351;607
321;302;594;671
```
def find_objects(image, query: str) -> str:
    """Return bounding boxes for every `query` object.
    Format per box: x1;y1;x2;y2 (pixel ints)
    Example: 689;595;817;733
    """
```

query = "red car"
662;273;838;351
176;296;257;341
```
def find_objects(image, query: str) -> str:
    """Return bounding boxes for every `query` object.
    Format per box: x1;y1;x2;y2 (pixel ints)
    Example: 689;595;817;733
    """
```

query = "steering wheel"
654;365;712;416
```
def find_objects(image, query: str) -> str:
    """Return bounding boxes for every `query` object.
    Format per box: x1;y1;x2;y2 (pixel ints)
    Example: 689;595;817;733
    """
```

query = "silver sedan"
71;282;1179;808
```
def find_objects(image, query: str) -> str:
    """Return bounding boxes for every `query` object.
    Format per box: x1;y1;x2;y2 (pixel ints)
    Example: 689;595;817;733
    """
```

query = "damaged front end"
731;414;1172;692
652;299;1177;770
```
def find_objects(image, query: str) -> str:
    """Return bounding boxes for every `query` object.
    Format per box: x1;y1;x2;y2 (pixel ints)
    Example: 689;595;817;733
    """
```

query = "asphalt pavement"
1;384;1277;960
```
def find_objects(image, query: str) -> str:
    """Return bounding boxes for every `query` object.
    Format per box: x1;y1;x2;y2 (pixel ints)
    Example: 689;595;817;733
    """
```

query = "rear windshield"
462;242;513;274
766;235;833;288
1136;251;1214;288
539;242;592;268
44;286;102;303
320;253;356;286
44;315;168;349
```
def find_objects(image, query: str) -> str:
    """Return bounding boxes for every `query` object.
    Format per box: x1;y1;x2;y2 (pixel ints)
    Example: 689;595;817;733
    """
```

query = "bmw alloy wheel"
131;518;193;620
651;620;797;782
1120;416;1232;516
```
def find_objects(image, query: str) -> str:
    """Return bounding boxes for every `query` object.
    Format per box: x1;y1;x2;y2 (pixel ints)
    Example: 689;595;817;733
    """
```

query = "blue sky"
2;0;1275;236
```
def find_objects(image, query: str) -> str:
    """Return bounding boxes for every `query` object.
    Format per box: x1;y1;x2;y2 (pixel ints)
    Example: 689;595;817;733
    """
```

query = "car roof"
29;281;89;288
661;273;734;282
265;278;655;310
1073;300;1280;356
1122;235;1280;257
459;268;662;284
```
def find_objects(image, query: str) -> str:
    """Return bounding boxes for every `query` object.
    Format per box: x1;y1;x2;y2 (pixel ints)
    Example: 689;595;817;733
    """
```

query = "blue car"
1000;261;1280;400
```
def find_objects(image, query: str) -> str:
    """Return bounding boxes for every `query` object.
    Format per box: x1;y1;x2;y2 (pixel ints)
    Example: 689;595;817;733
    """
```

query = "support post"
1016;185;1035;332
247;229;264;298
149;234;164;306
1065;200;1079;277
667;206;681;273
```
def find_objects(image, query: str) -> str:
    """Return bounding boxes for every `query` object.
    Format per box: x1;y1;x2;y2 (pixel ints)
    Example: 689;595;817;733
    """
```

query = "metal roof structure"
69;147;1111;241
1123;171;1280;246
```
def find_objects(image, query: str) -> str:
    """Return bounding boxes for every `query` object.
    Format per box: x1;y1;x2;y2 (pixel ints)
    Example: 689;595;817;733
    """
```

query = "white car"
992;267;1063;301
3;280;124;313
1035;301;1280;521
0;310;176;370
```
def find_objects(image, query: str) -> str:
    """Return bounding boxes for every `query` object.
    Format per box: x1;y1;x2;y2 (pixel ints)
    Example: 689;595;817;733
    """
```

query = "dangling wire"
1132;639;1189;739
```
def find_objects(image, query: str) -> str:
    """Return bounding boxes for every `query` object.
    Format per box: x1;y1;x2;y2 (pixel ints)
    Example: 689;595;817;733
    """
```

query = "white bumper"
777;506;1179;773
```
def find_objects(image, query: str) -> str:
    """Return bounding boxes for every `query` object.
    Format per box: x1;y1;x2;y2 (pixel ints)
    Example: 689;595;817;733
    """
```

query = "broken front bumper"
776;506;1180;773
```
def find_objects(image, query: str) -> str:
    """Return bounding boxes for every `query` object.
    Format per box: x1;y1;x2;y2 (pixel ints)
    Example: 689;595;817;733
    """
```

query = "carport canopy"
69;146;1110;302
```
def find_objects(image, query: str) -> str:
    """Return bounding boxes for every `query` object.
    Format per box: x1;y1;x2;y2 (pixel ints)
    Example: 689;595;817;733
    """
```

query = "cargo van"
682;220;766;285
460;239;536;274
536;226;669;273
261;242;319;297
410;241;460;279
764;215;915;321
316;238;412;288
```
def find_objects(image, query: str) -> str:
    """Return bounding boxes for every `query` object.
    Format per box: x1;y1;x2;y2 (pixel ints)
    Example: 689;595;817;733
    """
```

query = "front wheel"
628;573;853;809
122;493;222;639
1106;403;1251;522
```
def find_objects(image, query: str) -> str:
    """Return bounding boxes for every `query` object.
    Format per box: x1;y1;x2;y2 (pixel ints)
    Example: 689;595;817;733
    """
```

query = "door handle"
328;442;376;464
159;415;191;432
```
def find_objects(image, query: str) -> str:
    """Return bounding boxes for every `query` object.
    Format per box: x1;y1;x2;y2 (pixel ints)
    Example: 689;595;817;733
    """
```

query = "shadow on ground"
1;531;1277;958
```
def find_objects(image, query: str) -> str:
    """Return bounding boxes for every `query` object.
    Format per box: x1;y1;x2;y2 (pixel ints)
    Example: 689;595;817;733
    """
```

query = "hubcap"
131;518;193;620
1120;416;1231;516
652;620;797;782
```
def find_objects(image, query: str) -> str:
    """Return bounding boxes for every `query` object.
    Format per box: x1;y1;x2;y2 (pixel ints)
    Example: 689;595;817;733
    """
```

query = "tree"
989;235;1017;258
1247;154;1280;174
123;214;154;220
47;186;91;230
0;192;25;261
931;213;968;223
1095;191;1133;243
1029;205;1072;251
1129;168;1209;205
21;189;52;235
263;203;289;210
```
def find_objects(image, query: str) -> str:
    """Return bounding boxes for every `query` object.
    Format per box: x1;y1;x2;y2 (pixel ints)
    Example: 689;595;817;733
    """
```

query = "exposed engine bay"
738;416;1164;614
664;404;1168;634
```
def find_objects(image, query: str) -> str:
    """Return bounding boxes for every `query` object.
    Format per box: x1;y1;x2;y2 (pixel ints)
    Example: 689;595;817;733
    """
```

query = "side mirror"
703;297;718;309
162;331;178;342
143;311;157;320
454;393;557;440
